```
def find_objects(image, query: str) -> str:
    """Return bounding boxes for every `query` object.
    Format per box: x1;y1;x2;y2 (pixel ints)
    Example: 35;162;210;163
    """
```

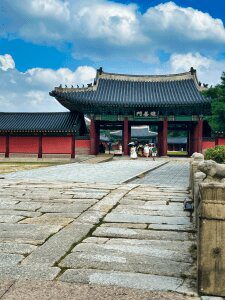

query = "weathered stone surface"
101;223;148;229
0;224;61;245
0;215;24;223
59;251;192;277
83;237;110;244
91;189;131;212
38;203;91;214
59;269;196;295
72;242;191;261
93;226;192;241
0;280;195;300
19;215;74;226
104;213;190;225
0;210;42;218
0;253;24;266
148;224;194;232
0;265;60;280
0;242;37;254
0;281;15;298
22;222;94;266
106;238;194;252
113;206;189;217
14;202;42;211
76;211;104;224
198;160;225;182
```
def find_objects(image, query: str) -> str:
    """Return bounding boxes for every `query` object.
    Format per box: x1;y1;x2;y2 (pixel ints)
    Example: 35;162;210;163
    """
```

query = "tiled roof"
0;112;80;132
50;68;210;112
111;126;157;138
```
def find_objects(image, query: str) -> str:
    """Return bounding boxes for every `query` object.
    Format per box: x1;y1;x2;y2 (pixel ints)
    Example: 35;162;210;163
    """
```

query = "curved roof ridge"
100;70;191;78
98;71;195;83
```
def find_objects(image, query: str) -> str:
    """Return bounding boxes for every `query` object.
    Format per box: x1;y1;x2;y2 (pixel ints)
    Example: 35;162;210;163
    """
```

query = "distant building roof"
111;126;157;138
168;137;187;144
50;68;210;114
0;112;80;133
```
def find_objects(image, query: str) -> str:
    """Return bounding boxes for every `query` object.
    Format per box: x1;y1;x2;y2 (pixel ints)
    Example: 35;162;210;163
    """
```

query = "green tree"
203;72;225;134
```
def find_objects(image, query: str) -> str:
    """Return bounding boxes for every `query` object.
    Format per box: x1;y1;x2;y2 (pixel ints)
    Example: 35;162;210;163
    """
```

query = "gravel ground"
0;281;200;300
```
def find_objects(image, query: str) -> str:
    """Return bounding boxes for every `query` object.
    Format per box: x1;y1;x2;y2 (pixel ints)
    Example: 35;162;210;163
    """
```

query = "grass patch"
0;162;63;175
167;151;188;156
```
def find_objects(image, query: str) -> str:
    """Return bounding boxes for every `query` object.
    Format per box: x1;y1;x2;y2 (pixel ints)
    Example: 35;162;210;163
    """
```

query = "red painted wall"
218;138;225;146
202;140;215;150
0;136;6;153
42;136;72;154
75;140;91;148
75;139;91;155
9;136;39;153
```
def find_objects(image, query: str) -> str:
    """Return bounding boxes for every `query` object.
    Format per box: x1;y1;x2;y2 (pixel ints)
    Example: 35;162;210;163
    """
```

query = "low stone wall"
190;155;225;297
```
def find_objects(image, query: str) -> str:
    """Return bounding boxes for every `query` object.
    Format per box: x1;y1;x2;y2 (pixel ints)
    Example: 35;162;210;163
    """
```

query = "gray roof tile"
0;112;80;132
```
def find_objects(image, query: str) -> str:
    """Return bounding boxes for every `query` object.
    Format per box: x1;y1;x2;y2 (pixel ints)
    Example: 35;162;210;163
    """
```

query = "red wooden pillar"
5;135;9;158
188;128;194;156
197;118;203;153
162;117;168;156
157;123;162;156
128;124;131;144
38;136;42;158
193;122;199;153
90;117;97;155
95;122;100;155
71;135;75;159
123;117;129;155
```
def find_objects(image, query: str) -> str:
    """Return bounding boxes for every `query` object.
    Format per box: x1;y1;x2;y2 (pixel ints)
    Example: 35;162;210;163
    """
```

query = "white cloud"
0;54;15;71
1;1;225;60
143;2;225;48
0;55;96;112
168;52;225;86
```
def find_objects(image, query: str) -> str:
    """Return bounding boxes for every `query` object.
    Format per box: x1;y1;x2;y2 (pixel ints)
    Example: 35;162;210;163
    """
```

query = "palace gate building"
1;67;221;159
50;67;212;156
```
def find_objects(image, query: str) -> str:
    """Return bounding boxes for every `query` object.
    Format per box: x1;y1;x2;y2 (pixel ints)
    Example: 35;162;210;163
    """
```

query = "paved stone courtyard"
4;160;166;184
0;160;198;299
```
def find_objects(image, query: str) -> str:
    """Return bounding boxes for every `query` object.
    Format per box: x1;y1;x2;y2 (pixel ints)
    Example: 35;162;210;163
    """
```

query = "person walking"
143;144;150;157
151;145;157;161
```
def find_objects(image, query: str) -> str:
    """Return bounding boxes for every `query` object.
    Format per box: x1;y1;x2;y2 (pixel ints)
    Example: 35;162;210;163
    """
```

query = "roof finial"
97;67;103;75
190;67;196;75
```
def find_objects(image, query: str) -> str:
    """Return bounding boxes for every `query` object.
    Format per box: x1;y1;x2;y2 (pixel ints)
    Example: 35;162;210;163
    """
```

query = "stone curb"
121;161;169;184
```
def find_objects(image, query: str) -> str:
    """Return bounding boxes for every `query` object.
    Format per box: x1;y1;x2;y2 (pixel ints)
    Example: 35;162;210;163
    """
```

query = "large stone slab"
0;223;61;245
22;222;94;266
59;269;196;295
0;242;37;254
71;242;192;262
105;238;194;252
0;253;24;266
113;206;189;217
0;265;60;280
0;210;42;218
93;226;192;241
19;215;74;226
0;215;24;223
104;213;191;225
38;203;91;214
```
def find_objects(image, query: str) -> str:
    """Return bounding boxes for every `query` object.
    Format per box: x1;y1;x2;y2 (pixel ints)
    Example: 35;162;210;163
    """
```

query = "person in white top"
130;146;137;159
143;144;150;157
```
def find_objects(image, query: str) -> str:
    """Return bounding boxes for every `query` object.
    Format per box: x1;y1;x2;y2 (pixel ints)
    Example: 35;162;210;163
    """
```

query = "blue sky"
0;0;225;111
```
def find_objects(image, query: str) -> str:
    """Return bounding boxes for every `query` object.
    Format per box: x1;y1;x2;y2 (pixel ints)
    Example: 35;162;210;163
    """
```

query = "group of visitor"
129;142;157;160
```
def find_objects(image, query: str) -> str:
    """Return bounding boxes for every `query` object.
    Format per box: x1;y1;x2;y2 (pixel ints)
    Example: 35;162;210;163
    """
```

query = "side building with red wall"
0;112;90;159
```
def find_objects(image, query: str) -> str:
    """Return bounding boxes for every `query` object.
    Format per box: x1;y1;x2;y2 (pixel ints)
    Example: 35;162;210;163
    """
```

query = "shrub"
204;146;225;163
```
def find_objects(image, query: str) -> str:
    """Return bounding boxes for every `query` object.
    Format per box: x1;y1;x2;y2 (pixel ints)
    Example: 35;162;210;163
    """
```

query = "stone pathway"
4;160;165;184
0;175;197;298
133;161;189;187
